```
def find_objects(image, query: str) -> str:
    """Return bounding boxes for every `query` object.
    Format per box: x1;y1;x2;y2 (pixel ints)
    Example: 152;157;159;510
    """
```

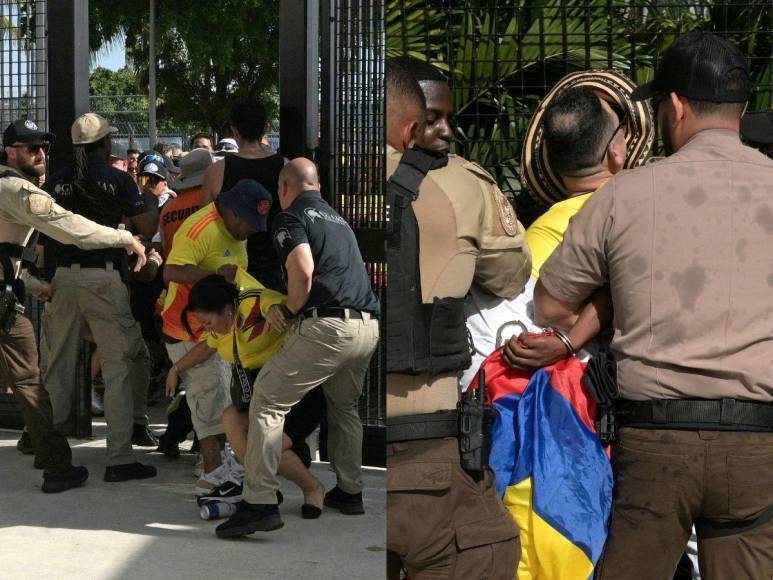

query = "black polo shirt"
45;155;147;267
272;190;379;314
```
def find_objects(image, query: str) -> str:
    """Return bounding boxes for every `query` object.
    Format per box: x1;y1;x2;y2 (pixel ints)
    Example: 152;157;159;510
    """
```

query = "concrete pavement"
0;410;386;580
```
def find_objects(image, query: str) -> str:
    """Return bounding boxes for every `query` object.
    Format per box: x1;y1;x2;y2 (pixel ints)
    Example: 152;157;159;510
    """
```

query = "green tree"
89;0;279;135
89;66;141;96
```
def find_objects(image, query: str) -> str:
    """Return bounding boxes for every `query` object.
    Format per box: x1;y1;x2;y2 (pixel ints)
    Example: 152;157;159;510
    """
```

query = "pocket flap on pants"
387;462;452;492
455;518;518;550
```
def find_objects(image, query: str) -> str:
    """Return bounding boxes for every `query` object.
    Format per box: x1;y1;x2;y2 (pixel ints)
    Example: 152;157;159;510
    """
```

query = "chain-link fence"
388;0;773;224
0;0;47;130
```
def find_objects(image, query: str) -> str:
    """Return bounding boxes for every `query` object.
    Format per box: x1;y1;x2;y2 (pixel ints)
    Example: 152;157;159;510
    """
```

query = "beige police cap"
520;69;655;208
71;113;118;145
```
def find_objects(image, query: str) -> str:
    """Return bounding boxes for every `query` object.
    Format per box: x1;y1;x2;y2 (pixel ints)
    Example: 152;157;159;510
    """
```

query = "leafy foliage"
388;0;773;223
89;0;279;136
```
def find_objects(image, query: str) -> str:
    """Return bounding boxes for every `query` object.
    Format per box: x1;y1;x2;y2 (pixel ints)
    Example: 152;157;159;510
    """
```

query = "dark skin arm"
503;284;612;369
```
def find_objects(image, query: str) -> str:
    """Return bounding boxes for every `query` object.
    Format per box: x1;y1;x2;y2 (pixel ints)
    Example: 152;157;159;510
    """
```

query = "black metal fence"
0;0;47;129
321;0;386;431
388;0;773;224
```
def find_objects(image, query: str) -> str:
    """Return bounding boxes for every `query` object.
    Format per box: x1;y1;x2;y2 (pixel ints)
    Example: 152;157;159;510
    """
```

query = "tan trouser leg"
242;315;379;504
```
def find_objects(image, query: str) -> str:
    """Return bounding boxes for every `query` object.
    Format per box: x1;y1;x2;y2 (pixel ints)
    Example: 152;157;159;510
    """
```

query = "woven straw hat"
520;69;655;207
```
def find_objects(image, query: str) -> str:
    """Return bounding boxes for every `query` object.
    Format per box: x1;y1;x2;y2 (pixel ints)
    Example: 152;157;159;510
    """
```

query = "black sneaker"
16;431;33;455
42;465;89;493
197;480;243;506
215;502;283;538
132;424;159;447
323;486;365;515
104;462;158;482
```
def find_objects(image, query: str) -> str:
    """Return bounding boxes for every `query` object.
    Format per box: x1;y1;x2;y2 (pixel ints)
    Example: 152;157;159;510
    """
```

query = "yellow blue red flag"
470;354;612;579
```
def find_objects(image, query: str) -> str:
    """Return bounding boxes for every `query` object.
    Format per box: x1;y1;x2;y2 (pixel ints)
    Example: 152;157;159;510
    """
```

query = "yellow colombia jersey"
524;192;594;278
201;268;286;370
161;202;248;341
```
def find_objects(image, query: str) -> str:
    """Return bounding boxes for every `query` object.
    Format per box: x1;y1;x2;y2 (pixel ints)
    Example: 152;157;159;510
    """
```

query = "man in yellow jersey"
465;86;631;376
524;86;627;278
162;178;273;496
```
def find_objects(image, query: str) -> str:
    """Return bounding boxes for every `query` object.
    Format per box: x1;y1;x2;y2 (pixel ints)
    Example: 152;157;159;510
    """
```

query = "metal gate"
0;0;47;129
388;0;773;225
321;0;386;436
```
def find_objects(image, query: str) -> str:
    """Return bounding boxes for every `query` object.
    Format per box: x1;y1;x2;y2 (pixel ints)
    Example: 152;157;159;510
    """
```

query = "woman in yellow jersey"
166;269;326;518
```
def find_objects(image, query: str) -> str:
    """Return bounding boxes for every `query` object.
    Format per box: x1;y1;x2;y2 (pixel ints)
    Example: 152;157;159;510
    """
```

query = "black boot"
215;502;283;538
323;486;364;515
16;431;33;455
104;462;157;482
42;465;89;493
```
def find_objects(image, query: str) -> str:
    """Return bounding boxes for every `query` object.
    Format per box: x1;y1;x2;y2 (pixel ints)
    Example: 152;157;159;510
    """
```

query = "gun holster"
582;350;619;444
0;249;24;336
458;369;495;476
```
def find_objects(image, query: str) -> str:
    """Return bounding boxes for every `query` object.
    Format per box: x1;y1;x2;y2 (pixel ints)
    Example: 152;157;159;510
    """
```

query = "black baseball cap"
740;112;773;145
3;119;55;146
632;32;751;103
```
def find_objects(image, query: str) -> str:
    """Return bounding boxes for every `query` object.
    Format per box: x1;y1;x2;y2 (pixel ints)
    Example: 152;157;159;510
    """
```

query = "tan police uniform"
0;165;135;473
540;129;773;578
386;146;531;579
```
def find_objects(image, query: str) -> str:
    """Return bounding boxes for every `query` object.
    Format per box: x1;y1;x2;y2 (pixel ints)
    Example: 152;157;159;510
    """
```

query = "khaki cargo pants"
387;437;520;579
596;427;773;580
40;266;149;466
242;312;379;504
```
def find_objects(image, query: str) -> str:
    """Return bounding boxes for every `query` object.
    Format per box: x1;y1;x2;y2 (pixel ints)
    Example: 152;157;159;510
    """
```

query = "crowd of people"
385;31;773;580
1;96;380;537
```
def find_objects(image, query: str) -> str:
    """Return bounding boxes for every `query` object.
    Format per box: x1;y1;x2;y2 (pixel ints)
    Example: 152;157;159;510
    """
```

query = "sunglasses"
12;142;50;155
599;109;628;165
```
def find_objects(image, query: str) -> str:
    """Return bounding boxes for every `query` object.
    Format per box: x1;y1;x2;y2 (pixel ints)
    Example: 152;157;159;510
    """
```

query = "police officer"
41;113;159;482
0;118;147;492
384;56;530;579
535;33;773;578
215;158;380;538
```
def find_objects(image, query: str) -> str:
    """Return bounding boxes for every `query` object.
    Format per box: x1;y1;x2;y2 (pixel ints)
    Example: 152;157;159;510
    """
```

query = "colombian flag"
469;352;612;579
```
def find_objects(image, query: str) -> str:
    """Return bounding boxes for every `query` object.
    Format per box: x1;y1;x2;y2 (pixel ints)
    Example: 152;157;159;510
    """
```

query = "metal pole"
148;0;157;148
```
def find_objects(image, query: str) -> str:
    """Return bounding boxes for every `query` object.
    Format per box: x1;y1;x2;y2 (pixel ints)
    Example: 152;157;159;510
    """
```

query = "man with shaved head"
216;157;380;538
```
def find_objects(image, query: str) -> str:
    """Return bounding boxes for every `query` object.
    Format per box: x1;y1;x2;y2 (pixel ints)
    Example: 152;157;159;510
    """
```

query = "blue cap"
218;179;273;232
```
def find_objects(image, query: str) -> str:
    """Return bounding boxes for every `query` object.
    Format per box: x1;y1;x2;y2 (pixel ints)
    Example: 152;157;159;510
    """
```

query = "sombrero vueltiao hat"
520;69;655;207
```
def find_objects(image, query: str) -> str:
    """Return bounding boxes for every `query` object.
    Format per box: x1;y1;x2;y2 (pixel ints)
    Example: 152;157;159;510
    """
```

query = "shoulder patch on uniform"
459;159;496;184
492;188;518;237
27;191;53;216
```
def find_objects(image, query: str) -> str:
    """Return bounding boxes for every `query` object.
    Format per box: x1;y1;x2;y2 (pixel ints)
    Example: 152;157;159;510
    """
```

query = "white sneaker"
91;388;104;416
223;449;245;482
194;462;232;495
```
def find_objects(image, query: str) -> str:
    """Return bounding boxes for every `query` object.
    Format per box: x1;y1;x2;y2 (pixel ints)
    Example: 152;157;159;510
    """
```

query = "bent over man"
216;158;379;538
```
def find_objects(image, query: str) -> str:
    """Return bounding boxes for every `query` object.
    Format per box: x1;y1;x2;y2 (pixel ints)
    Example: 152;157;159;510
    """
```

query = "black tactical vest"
385;147;472;377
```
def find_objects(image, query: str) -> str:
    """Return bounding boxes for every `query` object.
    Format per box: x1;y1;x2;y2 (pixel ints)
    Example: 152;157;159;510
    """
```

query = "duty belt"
301;307;370;321
386;411;458;443
616;398;773;431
